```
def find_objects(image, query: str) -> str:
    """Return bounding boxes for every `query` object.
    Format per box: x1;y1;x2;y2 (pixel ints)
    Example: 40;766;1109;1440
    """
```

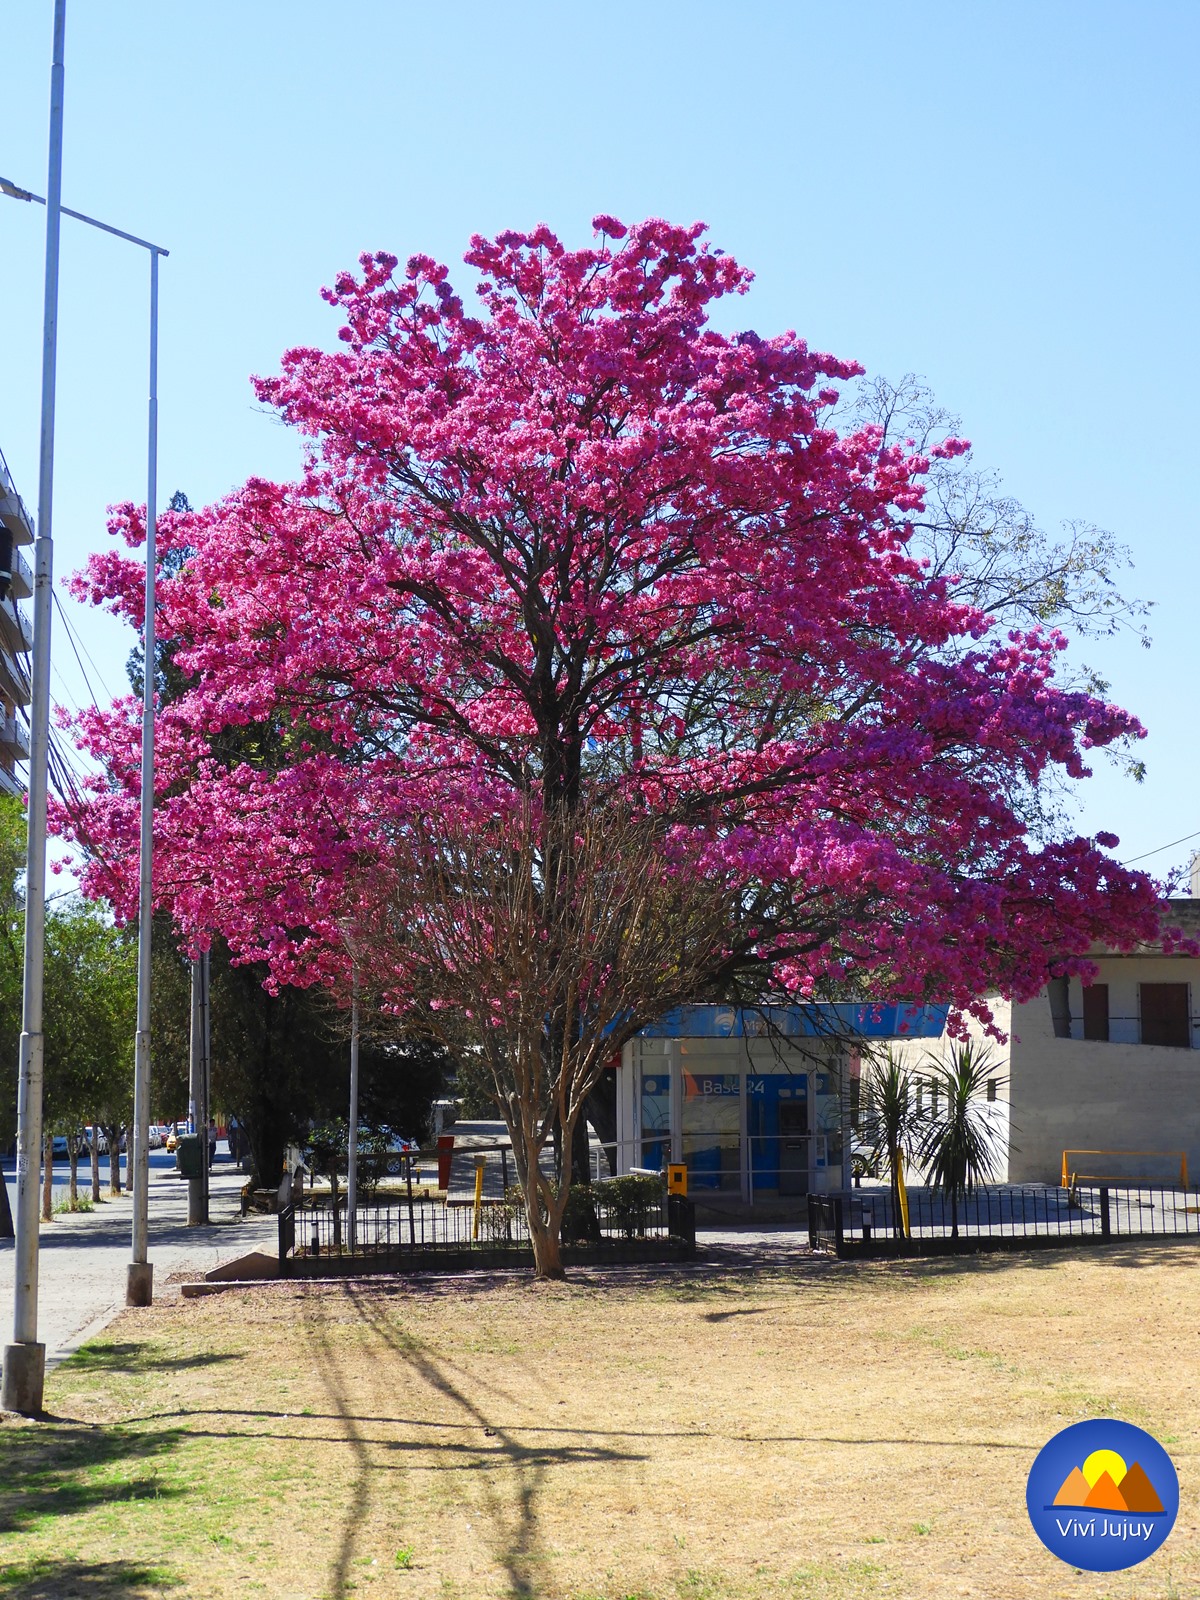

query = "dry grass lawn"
0;1241;1197;1600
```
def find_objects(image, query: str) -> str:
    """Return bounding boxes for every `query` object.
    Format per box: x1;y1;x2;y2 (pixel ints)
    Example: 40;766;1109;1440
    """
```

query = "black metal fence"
809;1184;1200;1257
279;1191;696;1276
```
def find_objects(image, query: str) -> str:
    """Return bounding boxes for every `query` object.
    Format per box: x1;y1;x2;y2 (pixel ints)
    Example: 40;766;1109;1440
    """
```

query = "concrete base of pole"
1;1341;46;1416
125;1261;153;1307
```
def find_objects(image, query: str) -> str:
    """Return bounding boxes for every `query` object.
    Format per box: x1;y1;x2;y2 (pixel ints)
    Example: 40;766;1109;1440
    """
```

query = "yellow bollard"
472;1157;485;1240
895;1151;911;1239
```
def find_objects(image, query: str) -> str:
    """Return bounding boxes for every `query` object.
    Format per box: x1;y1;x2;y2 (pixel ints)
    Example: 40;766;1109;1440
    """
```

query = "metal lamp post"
0;0;66;1418
0;71;169;1402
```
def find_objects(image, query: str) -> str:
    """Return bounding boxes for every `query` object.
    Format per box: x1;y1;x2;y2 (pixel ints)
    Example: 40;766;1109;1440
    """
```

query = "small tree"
42;900;137;1214
918;1040;1006;1237
355;801;739;1279
857;1049;928;1237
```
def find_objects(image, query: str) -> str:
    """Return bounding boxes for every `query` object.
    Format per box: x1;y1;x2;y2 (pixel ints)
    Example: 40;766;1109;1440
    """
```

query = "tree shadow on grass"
0;1557;177;1597
64;1340;243;1375
0;1420;186;1534
302;1283;640;1600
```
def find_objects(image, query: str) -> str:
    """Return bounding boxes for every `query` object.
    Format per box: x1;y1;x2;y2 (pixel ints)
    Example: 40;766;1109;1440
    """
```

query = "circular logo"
1027;1419;1178;1572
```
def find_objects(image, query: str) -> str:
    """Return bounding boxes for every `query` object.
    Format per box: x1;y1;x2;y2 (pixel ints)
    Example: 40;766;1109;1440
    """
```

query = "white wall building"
898;900;1200;1188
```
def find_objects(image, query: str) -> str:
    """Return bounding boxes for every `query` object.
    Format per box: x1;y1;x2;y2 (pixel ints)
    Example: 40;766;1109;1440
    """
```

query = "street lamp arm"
0;175;167;256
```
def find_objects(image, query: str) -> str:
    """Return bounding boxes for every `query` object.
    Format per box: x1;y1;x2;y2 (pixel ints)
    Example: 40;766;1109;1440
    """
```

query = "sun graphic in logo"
1083;1450;1127;1488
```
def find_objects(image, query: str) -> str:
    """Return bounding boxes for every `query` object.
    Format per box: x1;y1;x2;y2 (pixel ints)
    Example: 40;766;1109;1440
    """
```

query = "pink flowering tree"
59;217;1161;1277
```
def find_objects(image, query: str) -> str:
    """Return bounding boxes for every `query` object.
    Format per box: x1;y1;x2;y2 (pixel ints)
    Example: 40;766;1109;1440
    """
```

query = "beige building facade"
898;900;1200;1187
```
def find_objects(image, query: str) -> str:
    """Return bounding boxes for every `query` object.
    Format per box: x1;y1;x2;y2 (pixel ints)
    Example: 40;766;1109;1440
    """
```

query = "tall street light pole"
0;140;169;1345
0;0;66;1419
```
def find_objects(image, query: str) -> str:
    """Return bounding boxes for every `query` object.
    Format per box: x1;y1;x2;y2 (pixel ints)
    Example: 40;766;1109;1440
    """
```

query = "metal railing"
279;1188;696;1273
809;1184;1200;1256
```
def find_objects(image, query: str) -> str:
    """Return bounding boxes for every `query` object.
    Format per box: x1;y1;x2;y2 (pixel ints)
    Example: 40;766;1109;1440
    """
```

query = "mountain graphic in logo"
1051;1450;1164;1514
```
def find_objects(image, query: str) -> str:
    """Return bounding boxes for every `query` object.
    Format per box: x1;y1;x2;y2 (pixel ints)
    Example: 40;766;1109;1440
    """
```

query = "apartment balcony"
0;490;33;549
0;650;29;708
0;600;32;657
0;764;23;799
0;544;33;600
0;711;29;762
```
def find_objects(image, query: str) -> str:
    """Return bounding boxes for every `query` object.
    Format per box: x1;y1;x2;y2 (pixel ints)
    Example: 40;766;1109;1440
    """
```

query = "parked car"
343;1128;419;1177
83;1125;107;1154
51;1135;69;1160
165;1124;185;1153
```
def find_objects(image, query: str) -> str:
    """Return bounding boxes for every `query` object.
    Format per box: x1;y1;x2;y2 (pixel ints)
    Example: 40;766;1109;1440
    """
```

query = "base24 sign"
1027;1420;1179;1572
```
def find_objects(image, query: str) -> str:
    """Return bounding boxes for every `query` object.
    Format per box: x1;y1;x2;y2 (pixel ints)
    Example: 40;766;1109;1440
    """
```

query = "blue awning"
634;1003;948;1040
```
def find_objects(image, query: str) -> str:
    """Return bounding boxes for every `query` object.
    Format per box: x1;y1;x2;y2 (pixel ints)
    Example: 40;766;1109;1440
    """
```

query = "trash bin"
176;1133;204;1179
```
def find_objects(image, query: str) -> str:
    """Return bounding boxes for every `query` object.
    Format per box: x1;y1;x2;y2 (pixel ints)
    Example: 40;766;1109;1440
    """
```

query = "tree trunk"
509;1115;568;1281
42;1131;53;1222
68;1137;79;1206
108;1126;122;1194
528;1214;565;1280
90;1119;101;1203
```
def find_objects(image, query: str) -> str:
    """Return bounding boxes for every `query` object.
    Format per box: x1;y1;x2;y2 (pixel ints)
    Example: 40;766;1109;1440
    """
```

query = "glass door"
681;1072;742;1191
747;1074;810;1195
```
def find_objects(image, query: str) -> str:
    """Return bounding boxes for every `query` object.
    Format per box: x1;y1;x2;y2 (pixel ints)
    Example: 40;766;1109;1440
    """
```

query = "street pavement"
0;1152;278;1370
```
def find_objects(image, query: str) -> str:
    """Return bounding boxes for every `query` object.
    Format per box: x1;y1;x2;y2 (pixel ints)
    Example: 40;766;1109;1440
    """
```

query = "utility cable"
1121;829;1200;867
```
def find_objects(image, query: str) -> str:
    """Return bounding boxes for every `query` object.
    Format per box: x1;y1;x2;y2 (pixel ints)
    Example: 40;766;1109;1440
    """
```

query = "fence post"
1100;1185;1111;1240
277;1203;294;1278
667;1193;696;1253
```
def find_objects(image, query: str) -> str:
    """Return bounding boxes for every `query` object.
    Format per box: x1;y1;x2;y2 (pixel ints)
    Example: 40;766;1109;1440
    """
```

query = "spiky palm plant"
918;1039;1006;1237
857;1049;928;1236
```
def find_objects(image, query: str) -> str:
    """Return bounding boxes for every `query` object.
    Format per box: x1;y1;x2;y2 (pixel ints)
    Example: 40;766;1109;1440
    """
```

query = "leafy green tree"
149;926;448;1187
0;794;25;1154
42;899;137;1213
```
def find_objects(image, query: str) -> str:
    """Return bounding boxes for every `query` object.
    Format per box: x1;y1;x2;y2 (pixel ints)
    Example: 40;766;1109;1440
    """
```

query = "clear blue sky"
0;2;1196;877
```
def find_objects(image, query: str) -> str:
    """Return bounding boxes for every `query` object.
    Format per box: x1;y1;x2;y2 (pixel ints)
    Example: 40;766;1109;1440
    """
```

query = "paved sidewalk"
0;1163;278;1368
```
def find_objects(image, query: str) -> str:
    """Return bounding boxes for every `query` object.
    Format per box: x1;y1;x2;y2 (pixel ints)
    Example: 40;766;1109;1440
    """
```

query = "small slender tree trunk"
90;1118;101;1202
516;1125;567;1281
528;1211;566;1280
68;1136;79;1206
42;1131;54;1222
108;1126;122;1194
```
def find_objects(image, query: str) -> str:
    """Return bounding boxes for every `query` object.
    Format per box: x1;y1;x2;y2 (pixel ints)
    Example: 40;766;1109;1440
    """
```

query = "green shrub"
595;1173;663;1238
561;1183;601;1243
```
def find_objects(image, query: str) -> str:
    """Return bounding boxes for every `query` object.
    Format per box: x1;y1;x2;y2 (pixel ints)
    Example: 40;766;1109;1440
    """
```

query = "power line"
1121;829;1200;867
51;590;116;707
